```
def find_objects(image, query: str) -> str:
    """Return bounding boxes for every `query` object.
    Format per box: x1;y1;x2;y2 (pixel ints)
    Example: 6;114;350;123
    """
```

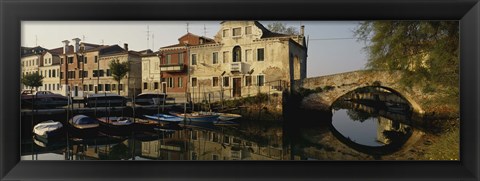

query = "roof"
253;21;293;39
21;46;48;56
160;33;216;49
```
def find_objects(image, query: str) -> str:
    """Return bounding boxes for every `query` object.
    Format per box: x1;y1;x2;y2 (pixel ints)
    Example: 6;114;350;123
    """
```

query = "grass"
422;120;460;160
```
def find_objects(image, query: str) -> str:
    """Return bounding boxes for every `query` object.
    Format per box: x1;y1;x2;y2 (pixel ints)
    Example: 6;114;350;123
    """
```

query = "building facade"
157;33;214;99
189;21;307;102
38;49;62;94
21;46;47;91
140;50;162;93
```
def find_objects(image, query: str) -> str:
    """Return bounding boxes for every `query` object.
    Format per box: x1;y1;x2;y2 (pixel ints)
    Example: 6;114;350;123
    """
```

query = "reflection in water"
22;90;427;160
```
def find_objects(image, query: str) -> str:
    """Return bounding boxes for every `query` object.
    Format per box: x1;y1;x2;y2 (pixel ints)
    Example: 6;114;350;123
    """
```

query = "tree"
267;22;299;35
355;21;459;104
109;59;130;95
22;72;43;92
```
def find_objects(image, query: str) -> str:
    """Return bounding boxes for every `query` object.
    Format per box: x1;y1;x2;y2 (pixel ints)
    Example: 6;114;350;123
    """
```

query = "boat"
169;112;220;125
68;115;99;137
135;92;167;106
32;120;65;142
212;112;242;121
84;93;126;107
144;114;184;124
21;91;69;108
97;117;134;135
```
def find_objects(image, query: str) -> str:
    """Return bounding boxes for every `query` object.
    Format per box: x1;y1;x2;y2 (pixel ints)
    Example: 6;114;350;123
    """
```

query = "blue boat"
169;112;220;124
144;114;184;124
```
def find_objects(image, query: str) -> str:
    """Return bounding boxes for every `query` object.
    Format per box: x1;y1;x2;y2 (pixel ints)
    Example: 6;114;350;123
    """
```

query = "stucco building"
157;33;215;99
189;21;307;102
140;50;161;93
21;46;47;91
38;48;62;94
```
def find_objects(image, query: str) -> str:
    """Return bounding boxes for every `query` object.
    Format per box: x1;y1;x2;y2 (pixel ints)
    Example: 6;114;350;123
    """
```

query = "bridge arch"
330;85;425;114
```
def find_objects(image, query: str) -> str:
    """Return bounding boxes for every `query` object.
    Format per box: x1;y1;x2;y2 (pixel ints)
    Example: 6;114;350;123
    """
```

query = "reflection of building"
139;128;287;160
376;117;410;144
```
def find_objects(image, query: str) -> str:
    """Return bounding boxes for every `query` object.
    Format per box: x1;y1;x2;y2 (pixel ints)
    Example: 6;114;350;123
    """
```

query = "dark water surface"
21;100;454;160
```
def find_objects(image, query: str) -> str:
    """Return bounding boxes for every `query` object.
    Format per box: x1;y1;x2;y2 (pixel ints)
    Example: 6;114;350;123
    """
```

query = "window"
143;82;148;89
84;57;88;64
155;82;159;89
52;69;56;77
166;54;171;64
83;85;87;91
93;70;98;77
100;70;105;77
245;49;252;62
178;53;185;64
222;29;229;37
68;57;73;64
49;70;51;77
105;84;111;91
106;69;111;76
89;84;93;91
257;75;265;86
60;72;63;79
257;48;264;61
168;78;174;88
57;84;60;90
191;54;197;65
48;84;51;90
213;77;219;87
83;71;88;78
98;84;103;91
119;84;123;91
112;84;116;91
143;62;148;70
232;27;241;36
212;52;218;64
223;51;228;63
245;26;252;35
67;71;75;79
94;56;98;63
245;76;252;86
191;77;197;87
223;77;229;87
192;152;197;160
178;77;183;88
60;58;64;64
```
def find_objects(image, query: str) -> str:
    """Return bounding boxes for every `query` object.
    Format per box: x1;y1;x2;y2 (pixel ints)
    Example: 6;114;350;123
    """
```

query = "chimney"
124;43;128;51
62;40;70;54
72;38;81;53
300;25;305;36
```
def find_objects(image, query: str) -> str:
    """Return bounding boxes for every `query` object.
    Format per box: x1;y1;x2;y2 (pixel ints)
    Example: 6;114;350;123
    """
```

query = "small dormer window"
232;28;241;36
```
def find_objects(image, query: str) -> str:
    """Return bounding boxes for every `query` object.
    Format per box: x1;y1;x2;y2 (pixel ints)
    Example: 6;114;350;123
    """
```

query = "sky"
21;21;369;77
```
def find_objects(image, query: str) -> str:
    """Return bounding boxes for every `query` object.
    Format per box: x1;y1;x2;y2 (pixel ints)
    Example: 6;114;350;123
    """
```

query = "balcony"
230;62;247;73
160;64;185;72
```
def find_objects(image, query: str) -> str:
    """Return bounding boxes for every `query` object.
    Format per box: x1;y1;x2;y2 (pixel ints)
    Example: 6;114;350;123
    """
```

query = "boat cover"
72;115;98;125
33;120;63;136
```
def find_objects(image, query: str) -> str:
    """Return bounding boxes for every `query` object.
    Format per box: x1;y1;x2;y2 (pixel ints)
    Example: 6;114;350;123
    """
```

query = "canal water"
21;100;458;161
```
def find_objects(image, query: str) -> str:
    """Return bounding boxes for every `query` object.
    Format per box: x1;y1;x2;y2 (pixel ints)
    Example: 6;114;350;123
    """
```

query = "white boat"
84;93;126;107
33;120;64;139
135;92;167;106
144;114;184;123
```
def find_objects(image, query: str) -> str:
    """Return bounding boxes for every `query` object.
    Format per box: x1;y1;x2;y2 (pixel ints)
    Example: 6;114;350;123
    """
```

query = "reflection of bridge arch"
333;85;422;115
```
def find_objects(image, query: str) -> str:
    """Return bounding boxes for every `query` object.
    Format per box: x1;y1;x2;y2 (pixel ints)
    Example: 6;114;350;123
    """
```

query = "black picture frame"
1;0;479;180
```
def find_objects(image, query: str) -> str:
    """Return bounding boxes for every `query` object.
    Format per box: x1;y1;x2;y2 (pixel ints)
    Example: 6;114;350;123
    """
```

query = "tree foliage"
355;21;459;102
109;59;130;94
267;22;299;35
22;72;43;89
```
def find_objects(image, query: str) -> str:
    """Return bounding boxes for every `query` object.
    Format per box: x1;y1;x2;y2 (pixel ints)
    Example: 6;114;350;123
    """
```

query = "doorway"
162;82;167;94
232;78;241;97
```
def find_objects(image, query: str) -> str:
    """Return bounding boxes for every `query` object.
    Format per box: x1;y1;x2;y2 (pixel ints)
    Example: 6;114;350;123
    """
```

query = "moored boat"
97;117;134;135
84;93;126;107
68;115;99;137
32;120;65;142
170;112;220;125
22;91;69;108
144;114;184;124
135;92;167;106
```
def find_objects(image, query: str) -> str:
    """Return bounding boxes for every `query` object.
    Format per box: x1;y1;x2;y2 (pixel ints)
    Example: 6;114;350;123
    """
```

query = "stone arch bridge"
294;70;426;115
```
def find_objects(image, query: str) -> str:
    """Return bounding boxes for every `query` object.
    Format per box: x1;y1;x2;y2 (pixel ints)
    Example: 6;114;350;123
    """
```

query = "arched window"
232;46;241;62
